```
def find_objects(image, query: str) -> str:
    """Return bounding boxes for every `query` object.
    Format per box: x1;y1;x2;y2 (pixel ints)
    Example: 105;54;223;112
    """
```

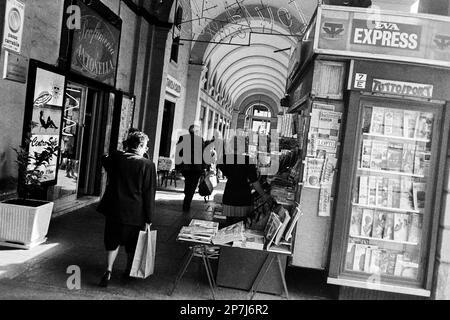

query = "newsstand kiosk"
286;4;450;298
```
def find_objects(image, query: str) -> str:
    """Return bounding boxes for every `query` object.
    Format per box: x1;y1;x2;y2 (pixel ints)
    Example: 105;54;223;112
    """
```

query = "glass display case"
329;98;444;297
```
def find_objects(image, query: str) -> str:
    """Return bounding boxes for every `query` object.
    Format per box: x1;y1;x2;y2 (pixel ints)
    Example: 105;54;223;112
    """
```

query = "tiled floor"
0;183;338;300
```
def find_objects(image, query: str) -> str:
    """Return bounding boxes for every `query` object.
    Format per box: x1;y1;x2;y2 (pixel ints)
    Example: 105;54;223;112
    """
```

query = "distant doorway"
159;100;176;158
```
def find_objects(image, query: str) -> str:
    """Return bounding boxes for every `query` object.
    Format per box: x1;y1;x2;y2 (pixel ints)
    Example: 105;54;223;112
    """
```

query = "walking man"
176;124;207;212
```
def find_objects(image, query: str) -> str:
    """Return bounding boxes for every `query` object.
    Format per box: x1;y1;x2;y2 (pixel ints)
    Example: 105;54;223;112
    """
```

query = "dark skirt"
104;219;142;253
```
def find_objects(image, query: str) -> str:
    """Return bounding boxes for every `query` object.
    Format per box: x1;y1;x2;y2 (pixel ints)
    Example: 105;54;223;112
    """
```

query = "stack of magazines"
177;220;219;244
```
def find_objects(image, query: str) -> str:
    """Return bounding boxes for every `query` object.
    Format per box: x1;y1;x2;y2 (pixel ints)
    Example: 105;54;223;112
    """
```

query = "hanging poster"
27;67;66;183
28;135;60;183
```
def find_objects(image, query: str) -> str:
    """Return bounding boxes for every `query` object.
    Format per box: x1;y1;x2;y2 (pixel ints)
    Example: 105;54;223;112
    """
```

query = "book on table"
264;211;283;249
232;229;265;250
274;207;291;246
212;221;245;245
283;205;302;242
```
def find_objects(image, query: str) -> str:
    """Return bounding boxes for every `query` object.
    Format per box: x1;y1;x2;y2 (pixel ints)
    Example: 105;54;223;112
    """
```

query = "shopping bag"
198;174;213;197
205;170;218;189
130;224;157;279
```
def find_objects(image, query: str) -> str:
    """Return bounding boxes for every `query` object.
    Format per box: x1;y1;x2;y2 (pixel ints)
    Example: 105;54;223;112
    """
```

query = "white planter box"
0;199;54;249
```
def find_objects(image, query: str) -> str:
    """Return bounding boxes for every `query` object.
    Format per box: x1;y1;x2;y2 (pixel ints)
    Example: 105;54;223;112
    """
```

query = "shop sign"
316;6;450;68
372;79;433;99
166;75;182;97
2;0;25;53
70;2;120;86
351;20;421;51
354;73;367;89
2;50;28;83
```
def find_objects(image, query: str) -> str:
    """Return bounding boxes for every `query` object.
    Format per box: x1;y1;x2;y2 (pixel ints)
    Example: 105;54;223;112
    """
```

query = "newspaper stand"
285;4;450;298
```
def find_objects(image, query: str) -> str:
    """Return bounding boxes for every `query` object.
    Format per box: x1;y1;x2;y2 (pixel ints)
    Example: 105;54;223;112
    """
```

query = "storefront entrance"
49;82;106;203
159;100;176;158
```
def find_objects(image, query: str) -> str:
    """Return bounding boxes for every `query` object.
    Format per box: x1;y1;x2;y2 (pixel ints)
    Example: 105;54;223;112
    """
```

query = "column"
433;129;450;299
202;106;210;140
138;25;171;162
183;63;206;129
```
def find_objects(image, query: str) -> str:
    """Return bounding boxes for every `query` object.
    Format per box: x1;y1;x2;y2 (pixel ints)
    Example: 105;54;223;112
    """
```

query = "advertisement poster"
28;68;66;183
2;0;25;53
317;6;450;68
28;135;59;183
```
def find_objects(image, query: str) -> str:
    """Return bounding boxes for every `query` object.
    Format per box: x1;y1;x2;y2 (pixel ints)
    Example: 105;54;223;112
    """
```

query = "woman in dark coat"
97;131;157;287
217;137;269;225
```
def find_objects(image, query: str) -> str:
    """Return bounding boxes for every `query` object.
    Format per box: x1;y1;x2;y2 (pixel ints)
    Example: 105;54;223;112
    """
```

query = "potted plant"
0;135;59;249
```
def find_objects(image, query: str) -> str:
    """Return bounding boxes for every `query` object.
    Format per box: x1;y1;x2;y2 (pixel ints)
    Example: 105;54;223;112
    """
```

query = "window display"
345;104;434;282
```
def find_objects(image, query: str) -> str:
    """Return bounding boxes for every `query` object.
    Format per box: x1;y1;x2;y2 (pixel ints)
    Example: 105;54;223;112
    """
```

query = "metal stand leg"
249;254;275;300
201;250;216;300
169;248;194;296
205;252;216;288
277;255;289;300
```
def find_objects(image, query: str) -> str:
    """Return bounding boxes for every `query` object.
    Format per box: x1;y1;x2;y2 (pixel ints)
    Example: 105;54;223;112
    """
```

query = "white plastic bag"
130;224;157;279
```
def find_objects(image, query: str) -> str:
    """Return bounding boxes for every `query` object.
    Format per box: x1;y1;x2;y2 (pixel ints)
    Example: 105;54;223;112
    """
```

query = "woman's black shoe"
99;271;112;287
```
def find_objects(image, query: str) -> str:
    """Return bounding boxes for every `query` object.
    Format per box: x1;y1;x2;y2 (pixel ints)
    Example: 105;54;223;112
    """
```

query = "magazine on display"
372;212;386;239
383;213;394;240
408;214;422;244
370;107;385;135
264;212;283;249
274;208;291;246
415;113;434;140
232;229;265;250
413;182;426;211
361;140;372;169
376;177;389;207
359;176;369;205
284;205;302;242
212;222;245;245
368;177;377;206
402;144;416;174
353;244;368;272
304;158;324;189
404;110;419;139
361;209;374;237
346;242;356;270
384;110;394;136
318;186;332;217
392;110;404;137
370;141;388;170
364;245;378;273
400;177;415;211
393;213;409;242
350;209;363;237
386;143;403;172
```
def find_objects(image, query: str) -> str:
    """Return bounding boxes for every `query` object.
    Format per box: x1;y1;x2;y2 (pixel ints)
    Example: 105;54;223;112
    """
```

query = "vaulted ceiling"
187;0;317;116
184;0;420;117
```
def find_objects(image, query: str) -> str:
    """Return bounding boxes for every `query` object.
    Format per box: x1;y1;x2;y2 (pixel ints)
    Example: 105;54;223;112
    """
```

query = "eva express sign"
352;20;421;50
2;0;25;53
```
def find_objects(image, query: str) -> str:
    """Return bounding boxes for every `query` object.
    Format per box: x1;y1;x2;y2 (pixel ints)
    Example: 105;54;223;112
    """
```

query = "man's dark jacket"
175;133;207;173
97;152;157;226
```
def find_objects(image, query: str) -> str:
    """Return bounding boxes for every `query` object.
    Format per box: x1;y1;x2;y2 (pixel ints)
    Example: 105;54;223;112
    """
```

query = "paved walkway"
0;182;338;300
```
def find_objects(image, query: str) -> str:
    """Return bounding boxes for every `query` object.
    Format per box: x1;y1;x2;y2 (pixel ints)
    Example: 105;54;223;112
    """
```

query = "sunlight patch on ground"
0;243;60;274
